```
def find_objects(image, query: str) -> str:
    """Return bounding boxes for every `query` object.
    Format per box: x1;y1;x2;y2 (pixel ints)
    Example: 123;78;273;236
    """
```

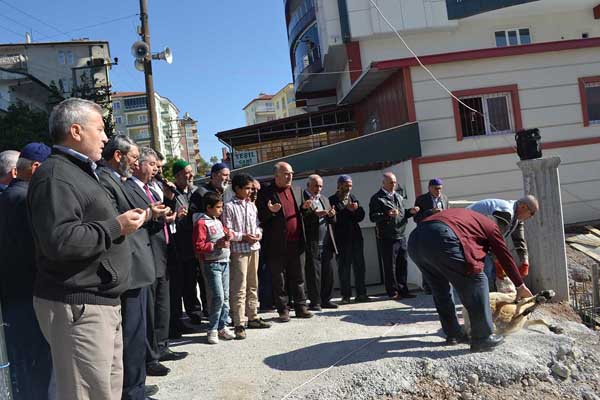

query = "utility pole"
139;0;161;151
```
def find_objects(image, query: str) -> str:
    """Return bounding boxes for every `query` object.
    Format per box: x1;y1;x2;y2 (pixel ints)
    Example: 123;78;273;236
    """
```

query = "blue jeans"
408;221;493;340
202;261;230;332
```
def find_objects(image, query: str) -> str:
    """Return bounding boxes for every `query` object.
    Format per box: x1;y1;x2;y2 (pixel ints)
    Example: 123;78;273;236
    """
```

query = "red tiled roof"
112;91;146;97
242;93;275;110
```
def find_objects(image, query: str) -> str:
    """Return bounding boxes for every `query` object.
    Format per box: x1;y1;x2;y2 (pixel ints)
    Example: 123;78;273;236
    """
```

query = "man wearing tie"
125;147;188;378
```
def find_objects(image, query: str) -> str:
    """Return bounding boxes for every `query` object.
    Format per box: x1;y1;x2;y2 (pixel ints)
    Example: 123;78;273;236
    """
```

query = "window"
113;101;121;110
124;97;147;110
115;116;122;124
452;85;523;141
66;50;74;65
138;114;148;123
495;28;531;47
57;51;65;65
58;79;70;94
579;76;600;126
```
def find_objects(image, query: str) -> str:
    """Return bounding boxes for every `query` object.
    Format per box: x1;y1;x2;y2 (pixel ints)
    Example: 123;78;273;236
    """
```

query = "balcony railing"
288;0;316;47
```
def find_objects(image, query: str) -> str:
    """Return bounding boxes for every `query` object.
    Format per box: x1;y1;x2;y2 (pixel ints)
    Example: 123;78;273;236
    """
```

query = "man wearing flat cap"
0;142;53;399
183;162;231;323
414;178;448;224
414;178;448;294
329;175;370;304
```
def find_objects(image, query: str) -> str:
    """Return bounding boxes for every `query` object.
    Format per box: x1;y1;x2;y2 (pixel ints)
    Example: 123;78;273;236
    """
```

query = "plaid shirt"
222;197;262;253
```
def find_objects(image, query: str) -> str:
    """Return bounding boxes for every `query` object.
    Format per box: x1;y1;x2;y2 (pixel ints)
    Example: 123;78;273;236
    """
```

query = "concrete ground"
147;291;461;400
147;290;600;400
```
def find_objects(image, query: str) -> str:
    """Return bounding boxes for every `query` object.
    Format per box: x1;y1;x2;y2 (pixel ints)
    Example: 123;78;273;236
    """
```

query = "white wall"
293;160;423;290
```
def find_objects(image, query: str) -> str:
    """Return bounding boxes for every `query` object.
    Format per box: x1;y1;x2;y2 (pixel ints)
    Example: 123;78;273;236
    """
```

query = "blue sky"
0;0;293;161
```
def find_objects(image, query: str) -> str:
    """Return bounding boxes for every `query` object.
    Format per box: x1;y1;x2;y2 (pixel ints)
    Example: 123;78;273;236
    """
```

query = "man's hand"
150;203;171;219
165;211;176;224
267;200;282;213
387;208;399;217
117;208;146;235
347;202;359;211
431;207;442;214
516;284;533;301
327;208;336;217
176;206;188;220
519;262;529;278
302;199;313;210
315;210;328;218
162;184;176;201
409;206;420;215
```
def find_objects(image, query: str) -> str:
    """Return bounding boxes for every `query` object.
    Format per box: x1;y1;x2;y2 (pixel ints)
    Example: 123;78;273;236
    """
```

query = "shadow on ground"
263;333;469;371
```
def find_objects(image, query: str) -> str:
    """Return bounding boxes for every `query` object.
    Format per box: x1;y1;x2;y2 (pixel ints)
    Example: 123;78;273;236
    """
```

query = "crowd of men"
0;97;539;400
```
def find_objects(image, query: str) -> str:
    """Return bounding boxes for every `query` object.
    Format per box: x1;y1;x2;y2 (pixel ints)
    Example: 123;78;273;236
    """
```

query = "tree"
197;156;211;177
0;104;50;151
209;155;219;164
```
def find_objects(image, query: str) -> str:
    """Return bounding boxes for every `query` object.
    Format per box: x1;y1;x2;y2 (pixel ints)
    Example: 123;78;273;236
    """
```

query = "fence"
570;264;600;327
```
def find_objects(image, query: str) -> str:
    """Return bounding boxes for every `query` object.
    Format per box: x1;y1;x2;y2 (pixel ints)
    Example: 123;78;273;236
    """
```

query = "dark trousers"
146;276;170;363
408;221;493;340
337;241;367;298
257;250;274;309
305;240;335;305
121;288;147;400
267;241;307;312
2;297;52;400
169;256;204;334
379;237;410;297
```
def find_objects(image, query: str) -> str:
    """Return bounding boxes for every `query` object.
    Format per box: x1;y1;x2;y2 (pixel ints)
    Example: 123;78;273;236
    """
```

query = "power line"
0;13;47;37
0;22;23;39
38;14;139;40
0;0;69;38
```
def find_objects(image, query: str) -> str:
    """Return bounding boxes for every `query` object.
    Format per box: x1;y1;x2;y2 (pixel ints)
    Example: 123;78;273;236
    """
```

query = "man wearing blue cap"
329;174;370;304
0;142;53;400
414;178;448;224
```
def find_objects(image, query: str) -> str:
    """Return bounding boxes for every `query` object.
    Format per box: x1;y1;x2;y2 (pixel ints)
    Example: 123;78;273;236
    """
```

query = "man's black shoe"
188;314;203;325
340;297;351;305
146;361;170;376
445;334;469;346
470;334;504;352
321;302;339;309
145;385;159;397
354;295;372;303
309;304;322;311
158;348;188;362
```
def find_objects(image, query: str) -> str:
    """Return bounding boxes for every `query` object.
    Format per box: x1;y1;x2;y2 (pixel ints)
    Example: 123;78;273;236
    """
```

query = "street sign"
233;150;258;168
446;0;540;20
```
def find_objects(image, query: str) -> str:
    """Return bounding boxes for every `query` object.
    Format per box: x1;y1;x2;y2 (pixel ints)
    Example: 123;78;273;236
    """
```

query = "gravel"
146;293;600;400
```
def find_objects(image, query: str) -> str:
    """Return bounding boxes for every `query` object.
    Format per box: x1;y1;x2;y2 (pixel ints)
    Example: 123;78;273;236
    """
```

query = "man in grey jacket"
28;98;146;400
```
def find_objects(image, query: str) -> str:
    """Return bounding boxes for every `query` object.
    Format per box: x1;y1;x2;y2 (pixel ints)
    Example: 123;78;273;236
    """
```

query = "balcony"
287;0;316;48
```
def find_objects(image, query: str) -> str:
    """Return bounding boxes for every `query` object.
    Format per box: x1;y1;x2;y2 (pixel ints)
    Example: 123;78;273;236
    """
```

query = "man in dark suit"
257;162;313;322
125;147;187;378
369;172;419;299
98;135;160;399
300;174;338;311
413;178;448;294
329;175;370;304
414;178;448;224
0;143;52;400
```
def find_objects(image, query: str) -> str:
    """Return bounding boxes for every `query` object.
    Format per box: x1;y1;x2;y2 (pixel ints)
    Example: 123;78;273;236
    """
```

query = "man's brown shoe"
234;326;246;340
295;306;314;319
278;309;290;322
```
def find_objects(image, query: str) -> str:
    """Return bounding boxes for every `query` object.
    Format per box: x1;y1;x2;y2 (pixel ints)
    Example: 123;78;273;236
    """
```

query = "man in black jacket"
125;148;187;378
300;174;338;310
28;98;146;400
329;175;370;304
0;142;52;400
257;162;313;321
369;172;419;299
413;178;448;224
98;135;160;399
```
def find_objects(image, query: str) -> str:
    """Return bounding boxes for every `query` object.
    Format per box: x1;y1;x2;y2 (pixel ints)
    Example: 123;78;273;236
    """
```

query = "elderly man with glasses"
467;195;539;290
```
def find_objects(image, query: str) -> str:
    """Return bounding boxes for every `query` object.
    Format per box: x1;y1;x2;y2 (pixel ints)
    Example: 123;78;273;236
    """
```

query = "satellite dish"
134;59;145;72
131;41;150;59
152;47;173;64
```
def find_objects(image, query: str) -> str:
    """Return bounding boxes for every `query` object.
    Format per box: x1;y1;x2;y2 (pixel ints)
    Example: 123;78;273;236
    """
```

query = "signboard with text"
446;0;540;20
233;150;259;169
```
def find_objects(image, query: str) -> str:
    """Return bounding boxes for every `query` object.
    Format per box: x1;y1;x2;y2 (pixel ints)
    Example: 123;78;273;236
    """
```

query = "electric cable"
0;0;69;38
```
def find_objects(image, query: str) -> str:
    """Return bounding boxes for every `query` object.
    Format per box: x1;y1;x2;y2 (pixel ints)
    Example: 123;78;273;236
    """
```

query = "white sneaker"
207;330;219;344
218;327;235;340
